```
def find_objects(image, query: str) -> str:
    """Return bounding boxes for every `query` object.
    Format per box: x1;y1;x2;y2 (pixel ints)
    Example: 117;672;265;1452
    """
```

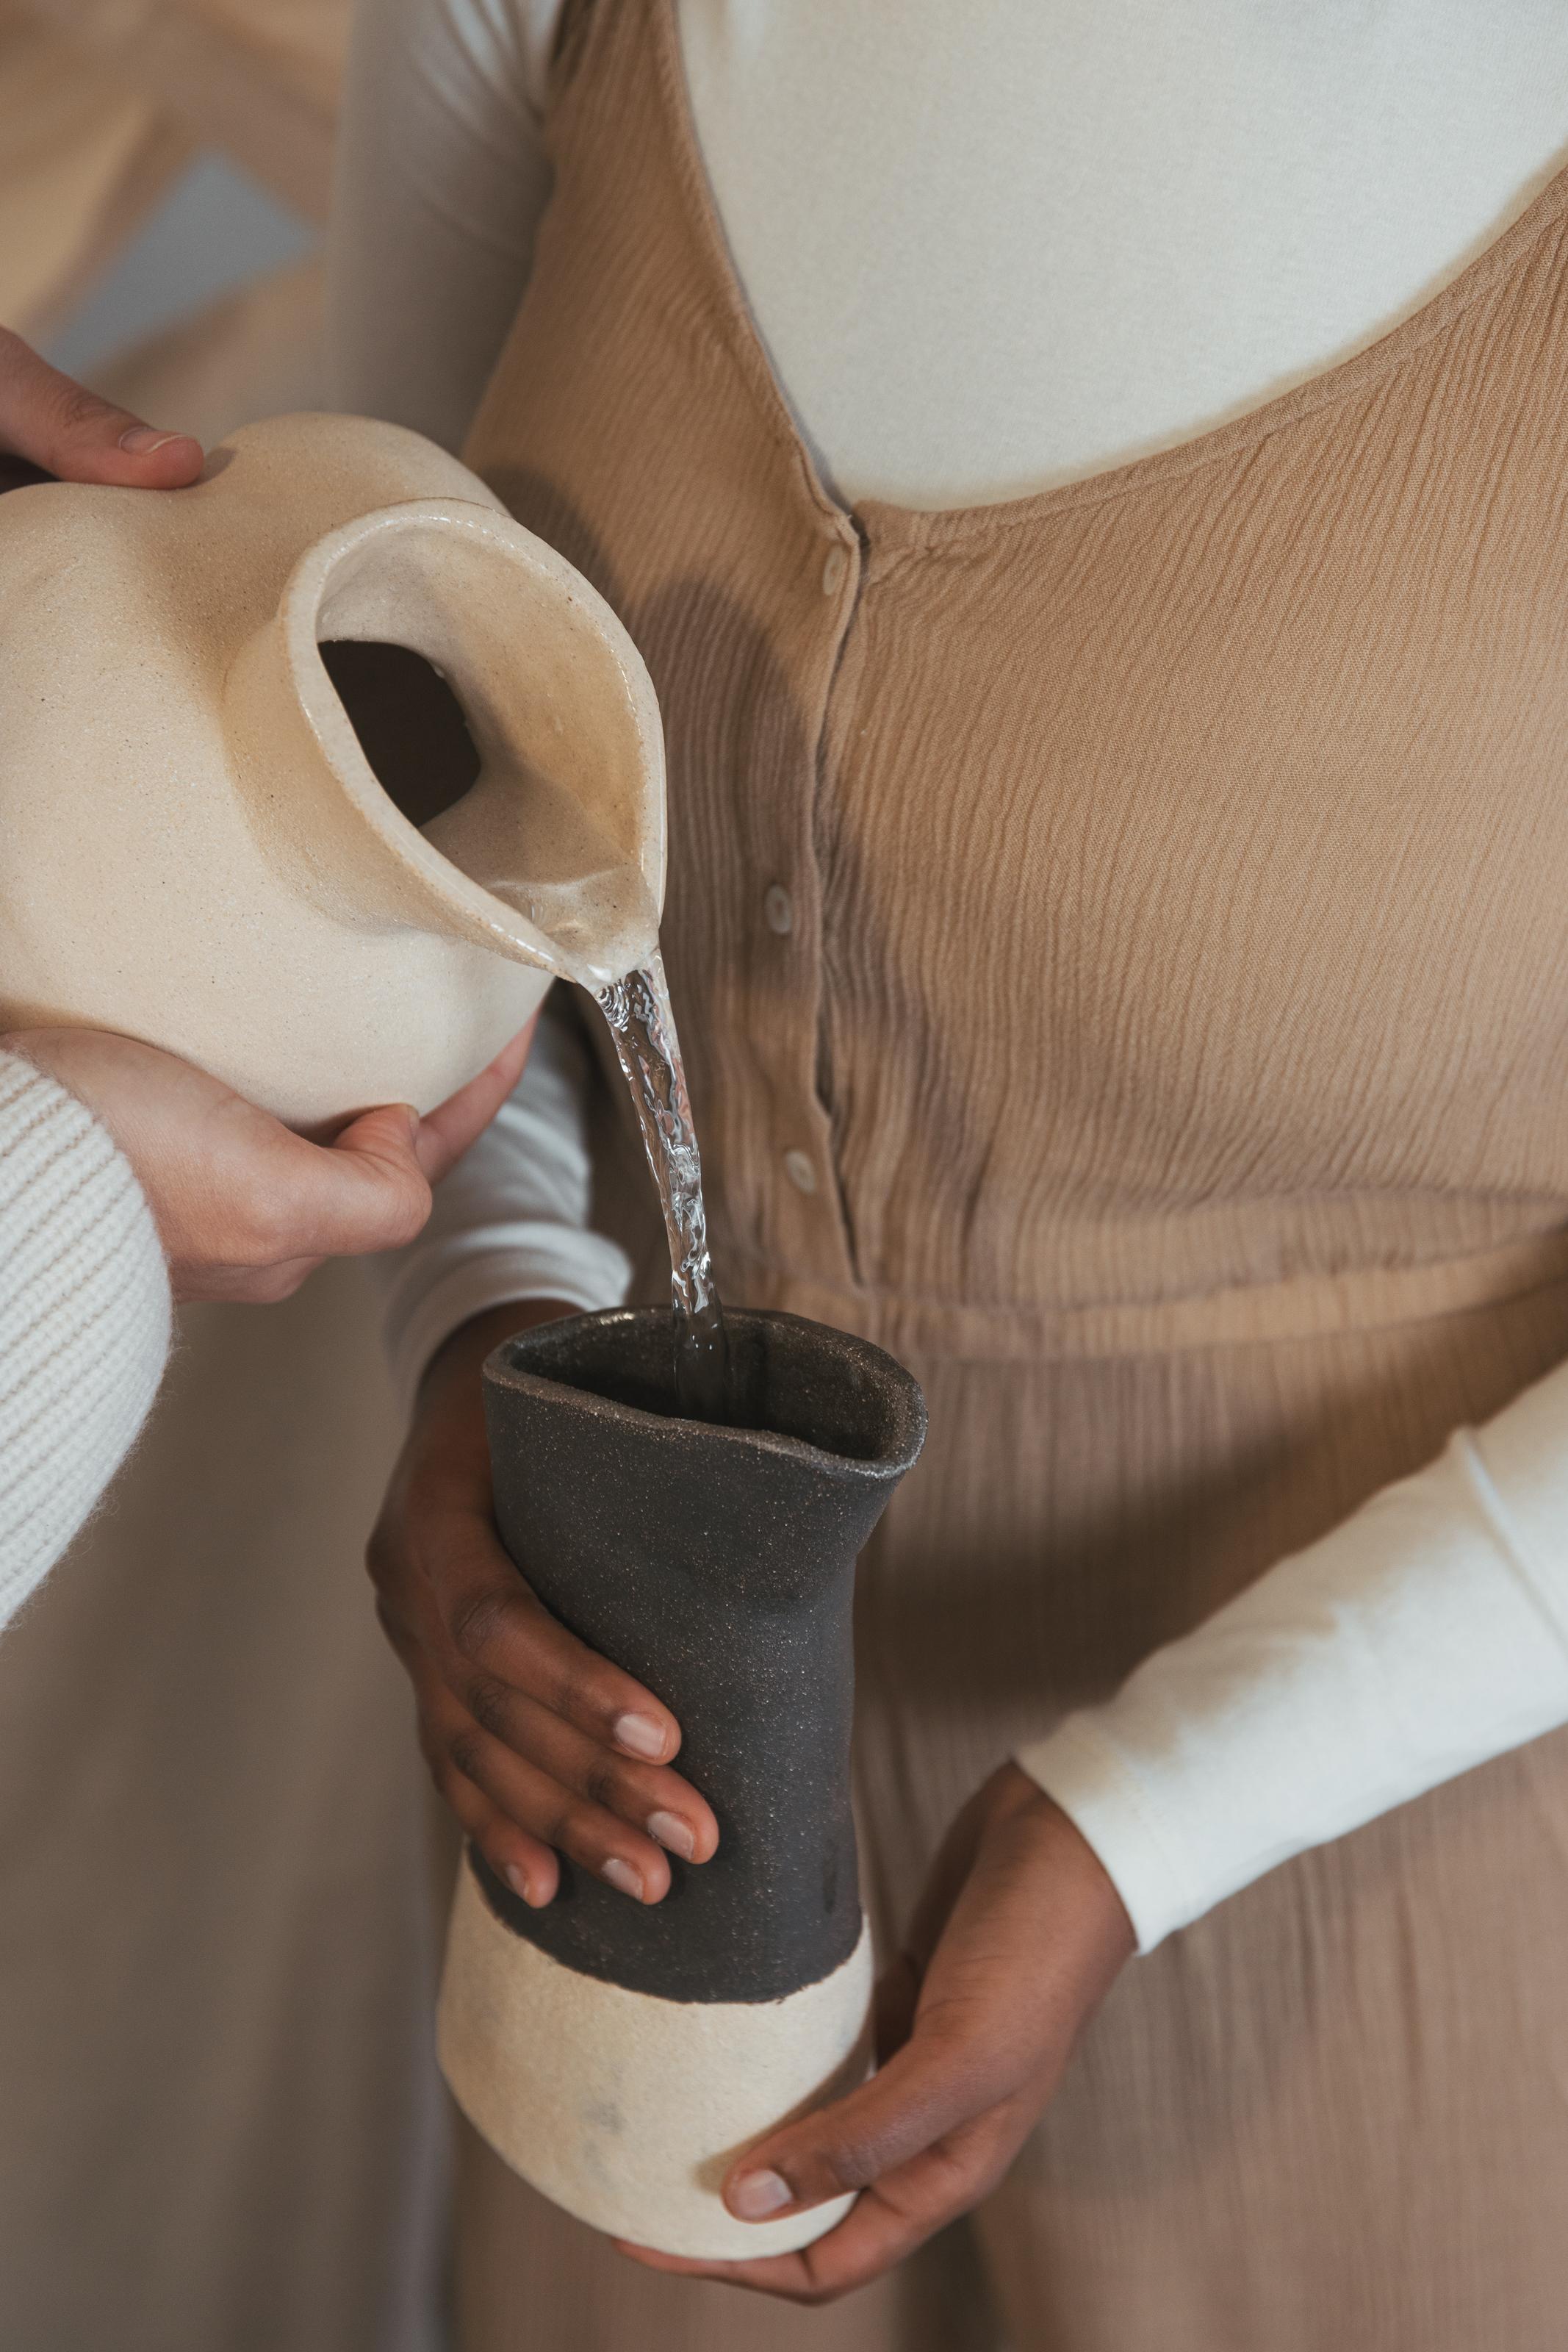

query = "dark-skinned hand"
367;1302;721;1910
373;1313;1133;2298
619;1762;1134;2300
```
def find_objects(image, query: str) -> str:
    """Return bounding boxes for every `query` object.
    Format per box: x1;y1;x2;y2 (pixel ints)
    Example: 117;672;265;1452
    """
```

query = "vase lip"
486;1306;927;1482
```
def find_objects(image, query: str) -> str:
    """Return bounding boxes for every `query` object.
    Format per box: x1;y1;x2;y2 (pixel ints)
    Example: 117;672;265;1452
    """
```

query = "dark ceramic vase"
436;1305;926;2259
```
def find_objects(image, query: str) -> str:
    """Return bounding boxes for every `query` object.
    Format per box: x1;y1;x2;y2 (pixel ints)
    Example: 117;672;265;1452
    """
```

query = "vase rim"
486;1305;927;1482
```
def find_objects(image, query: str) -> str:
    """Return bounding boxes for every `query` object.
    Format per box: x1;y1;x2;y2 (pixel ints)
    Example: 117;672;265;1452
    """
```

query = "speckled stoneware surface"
0;412;664;1127
436;1305;926;2255
439;1883;876;2259
477;1306;927;2001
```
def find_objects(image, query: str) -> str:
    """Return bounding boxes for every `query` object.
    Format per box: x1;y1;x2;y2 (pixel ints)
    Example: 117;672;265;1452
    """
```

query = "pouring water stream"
594;953;731;1424
377;659;730;1420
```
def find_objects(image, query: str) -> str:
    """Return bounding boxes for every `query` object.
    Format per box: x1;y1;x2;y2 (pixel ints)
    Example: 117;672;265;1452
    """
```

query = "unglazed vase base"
438;1860;874;2259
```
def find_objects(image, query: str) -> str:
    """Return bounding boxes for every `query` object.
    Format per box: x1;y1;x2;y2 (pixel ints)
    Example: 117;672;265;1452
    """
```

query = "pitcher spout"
224;496;665;989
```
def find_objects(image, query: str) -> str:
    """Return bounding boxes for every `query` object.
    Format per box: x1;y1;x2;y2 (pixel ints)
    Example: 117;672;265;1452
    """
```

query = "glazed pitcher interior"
227;497;666;993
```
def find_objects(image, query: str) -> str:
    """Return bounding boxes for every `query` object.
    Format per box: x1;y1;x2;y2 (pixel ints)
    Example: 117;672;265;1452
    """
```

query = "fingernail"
602;1857;644;1900
503;1863;531;1904
731;2169;794;2220
118;425;184;454
613;1711;666;1760
647;1809;695;1860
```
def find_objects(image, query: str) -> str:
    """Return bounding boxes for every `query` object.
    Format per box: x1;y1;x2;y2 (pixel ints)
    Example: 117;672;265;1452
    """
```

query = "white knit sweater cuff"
0;1051;171;1628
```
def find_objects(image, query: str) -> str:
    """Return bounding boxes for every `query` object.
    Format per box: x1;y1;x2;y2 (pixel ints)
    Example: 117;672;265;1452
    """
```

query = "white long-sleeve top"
333;0;1568;1948
0;1052;170;1628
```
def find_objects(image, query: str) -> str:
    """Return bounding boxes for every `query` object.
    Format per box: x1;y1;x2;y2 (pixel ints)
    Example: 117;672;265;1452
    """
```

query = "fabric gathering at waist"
730;1227;1568;1365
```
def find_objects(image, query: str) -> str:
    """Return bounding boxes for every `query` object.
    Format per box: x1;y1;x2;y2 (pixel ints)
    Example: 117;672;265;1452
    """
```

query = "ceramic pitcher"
0;412;664;1127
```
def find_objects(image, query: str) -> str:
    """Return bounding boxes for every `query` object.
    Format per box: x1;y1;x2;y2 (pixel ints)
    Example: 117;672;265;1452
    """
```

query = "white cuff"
378;1227;631;1417
367;989;633;1415
1018;1399;1568;1951
1014;1714;1199;1954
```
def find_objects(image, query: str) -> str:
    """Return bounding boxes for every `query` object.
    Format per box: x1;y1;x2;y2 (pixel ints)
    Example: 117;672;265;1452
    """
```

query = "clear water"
369;692;724;1416
595;952;730;1422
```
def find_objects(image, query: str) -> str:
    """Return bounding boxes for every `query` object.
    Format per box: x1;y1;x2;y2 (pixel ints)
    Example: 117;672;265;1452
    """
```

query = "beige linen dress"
453;2;1568;2342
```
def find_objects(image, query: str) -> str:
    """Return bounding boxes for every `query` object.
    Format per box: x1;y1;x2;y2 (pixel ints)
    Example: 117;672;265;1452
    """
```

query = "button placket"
760;514;865;1284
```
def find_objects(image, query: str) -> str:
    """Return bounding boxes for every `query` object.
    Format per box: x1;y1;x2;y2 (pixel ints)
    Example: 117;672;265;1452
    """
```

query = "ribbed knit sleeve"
366;994;631;1416
0;1051;171;1628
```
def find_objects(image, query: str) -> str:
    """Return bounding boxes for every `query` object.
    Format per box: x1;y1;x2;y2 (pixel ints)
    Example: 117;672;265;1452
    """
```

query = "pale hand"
7;1026;535;1304
0;323;204;490
619;1763;1134;2301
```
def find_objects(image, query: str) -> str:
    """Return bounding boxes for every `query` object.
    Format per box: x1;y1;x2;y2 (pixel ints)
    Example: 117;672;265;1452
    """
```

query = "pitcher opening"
231;496;665;992
320;641;480;830
312;503;663;989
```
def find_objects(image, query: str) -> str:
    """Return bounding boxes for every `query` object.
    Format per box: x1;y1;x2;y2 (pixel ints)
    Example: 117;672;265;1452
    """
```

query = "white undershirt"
334;0;1568;501
332;0;1568;1946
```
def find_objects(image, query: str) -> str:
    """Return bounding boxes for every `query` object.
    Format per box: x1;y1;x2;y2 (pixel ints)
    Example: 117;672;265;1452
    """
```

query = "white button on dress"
783;1148;818;1194
763;883;794;935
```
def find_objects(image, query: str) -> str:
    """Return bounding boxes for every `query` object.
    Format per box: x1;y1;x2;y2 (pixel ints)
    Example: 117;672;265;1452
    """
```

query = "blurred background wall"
0;10;450;2346
47;151;310;368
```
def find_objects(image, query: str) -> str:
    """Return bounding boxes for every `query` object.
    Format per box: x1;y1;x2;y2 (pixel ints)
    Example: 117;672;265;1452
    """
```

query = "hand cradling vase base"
438;1308;927;2259
0;412;664;1125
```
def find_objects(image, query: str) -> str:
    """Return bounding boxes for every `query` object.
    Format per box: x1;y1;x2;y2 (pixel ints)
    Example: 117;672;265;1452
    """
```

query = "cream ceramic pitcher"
0;412;665;1127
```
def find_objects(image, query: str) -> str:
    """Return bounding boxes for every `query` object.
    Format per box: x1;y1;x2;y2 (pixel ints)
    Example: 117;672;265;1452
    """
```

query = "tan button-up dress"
456;3;1568;2343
